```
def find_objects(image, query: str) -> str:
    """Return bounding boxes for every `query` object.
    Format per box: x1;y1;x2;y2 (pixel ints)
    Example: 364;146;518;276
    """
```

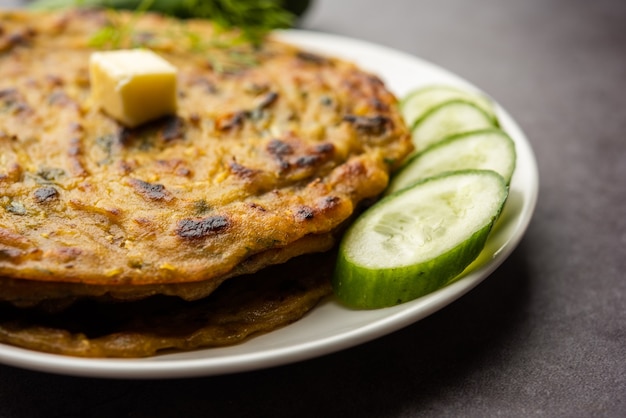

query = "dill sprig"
30;0;297;45
30;0;301;72
181;0;294;45
88;0;156;49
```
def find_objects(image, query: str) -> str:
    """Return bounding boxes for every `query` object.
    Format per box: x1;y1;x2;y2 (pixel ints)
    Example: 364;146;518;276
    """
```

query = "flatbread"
0;251;334;357
0;9;412;301
0;8;412;357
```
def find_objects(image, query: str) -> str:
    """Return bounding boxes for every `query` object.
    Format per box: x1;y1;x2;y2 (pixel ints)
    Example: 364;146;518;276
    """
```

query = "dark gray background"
1;0;625;416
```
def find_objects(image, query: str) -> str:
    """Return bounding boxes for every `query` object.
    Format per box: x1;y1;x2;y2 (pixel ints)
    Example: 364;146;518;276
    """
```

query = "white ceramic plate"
0;30;538;379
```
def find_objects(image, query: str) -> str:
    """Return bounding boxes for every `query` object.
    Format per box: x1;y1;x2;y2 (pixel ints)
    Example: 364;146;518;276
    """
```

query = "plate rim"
0;29;539;379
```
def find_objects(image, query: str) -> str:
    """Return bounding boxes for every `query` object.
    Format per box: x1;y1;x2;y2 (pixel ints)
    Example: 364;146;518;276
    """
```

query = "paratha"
0;8;412;356
0;251;334;358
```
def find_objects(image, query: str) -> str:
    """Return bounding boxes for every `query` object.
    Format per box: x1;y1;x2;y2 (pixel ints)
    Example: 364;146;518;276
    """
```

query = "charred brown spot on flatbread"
295;206;315;221
33;186;59;203
176;216;231;239
128;178;173;202
216;111;247;131
296;51;329;65
343;114;391;136
67;137;89;177
229;160;259;179
159;115;186;142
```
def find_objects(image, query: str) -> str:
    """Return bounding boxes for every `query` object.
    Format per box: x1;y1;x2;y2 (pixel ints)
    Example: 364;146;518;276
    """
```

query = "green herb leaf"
30;0;297;45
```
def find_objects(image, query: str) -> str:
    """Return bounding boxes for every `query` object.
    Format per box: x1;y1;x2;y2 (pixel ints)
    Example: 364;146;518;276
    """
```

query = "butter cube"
90;49;178;128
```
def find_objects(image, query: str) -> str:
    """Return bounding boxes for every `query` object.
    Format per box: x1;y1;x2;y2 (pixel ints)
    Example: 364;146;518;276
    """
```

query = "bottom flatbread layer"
0;232;335;308
0;251;334;358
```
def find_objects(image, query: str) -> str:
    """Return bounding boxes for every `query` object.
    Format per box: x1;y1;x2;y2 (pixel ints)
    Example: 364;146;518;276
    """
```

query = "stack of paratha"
0;8;412;357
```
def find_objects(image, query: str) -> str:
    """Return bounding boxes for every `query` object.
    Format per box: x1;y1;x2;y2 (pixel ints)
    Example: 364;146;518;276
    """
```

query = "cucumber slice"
411;100;495;152
401;85;497;129
333;170;508;309
387;128;516;194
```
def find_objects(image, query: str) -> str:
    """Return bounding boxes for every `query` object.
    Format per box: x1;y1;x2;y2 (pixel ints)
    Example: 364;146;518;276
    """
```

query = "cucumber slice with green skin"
387;128;517;195
411;100;496;152
333;170;508;309
401;85;497;129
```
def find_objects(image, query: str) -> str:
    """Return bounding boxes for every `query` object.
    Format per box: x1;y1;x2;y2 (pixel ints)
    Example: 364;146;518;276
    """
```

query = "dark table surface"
1;0;625;416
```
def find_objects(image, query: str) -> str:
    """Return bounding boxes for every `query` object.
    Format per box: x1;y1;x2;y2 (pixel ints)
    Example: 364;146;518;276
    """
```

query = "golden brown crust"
0;10;412;292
